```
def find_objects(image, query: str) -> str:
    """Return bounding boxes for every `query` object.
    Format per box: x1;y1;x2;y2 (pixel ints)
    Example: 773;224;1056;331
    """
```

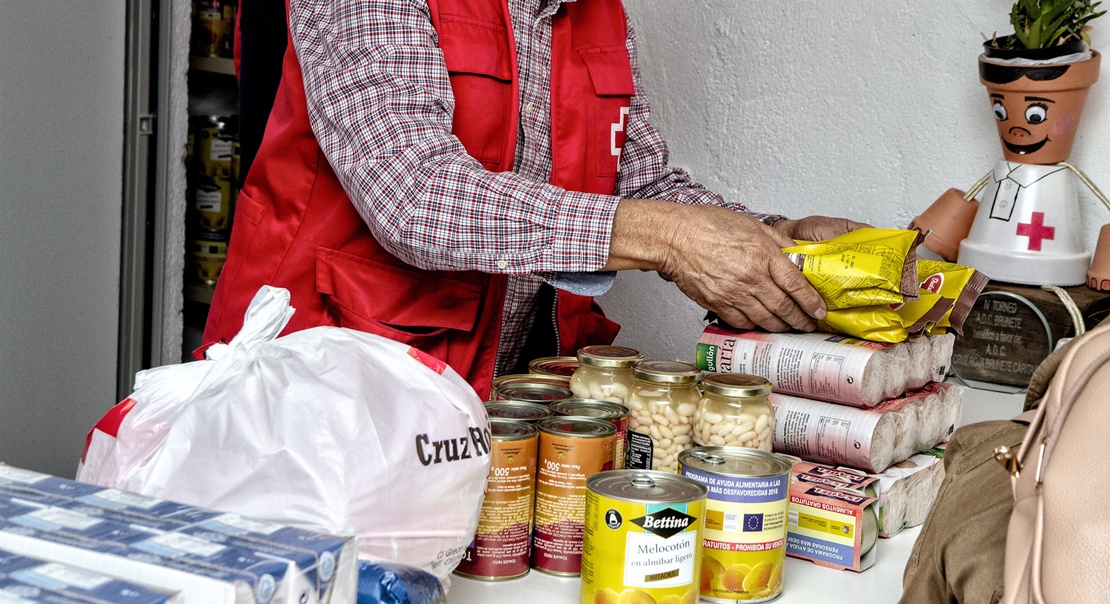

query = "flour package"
77;287;491;586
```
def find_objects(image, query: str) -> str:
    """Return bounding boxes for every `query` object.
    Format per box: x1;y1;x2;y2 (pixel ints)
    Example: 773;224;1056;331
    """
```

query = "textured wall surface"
603;0;1109;361
0;1;126;476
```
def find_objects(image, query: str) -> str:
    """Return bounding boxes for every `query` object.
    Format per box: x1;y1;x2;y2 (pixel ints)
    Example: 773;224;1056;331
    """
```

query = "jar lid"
631;360;700;384
528;356;580;377
576;345;643;369
701;373;772;398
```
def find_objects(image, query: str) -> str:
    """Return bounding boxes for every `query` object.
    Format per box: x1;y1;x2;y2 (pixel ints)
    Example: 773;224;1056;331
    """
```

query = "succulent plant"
992;0;1105;50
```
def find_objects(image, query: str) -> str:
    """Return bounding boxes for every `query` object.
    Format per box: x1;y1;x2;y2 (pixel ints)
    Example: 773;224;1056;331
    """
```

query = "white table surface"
447;381;1025;604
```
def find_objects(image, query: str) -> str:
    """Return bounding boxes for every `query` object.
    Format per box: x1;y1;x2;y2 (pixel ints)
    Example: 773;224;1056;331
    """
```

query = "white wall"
605;0;1109;361
0;2;126;477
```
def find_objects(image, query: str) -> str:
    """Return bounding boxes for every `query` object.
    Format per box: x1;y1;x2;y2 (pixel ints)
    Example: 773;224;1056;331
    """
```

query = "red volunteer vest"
203;0;630;397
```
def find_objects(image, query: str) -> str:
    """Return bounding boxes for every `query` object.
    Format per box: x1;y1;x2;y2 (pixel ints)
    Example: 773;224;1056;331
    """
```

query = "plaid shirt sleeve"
288;0;618;275
288;0;761;279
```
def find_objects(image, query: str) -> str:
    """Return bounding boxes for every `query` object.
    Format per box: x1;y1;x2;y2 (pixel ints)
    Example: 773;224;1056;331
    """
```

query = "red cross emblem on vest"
1016;211;1055;251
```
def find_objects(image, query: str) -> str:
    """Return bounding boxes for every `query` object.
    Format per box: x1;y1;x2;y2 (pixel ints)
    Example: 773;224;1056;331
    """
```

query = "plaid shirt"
289;0;748;373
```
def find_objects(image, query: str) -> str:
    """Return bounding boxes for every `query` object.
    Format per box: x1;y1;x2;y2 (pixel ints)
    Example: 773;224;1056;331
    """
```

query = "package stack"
696;326;960;538
694;228;990;548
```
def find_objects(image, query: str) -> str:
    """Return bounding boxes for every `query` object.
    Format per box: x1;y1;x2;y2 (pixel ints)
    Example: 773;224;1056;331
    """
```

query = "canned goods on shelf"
194;114;236;178
193;0;236;58
194;175;233;231
190;230;229;288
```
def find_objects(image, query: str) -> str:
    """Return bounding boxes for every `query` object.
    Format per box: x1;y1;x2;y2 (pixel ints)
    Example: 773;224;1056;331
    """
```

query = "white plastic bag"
78;287;491;582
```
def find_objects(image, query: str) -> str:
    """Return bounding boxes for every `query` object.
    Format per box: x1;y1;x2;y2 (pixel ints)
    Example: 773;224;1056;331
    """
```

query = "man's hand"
774;215;870;243
604;200;852;332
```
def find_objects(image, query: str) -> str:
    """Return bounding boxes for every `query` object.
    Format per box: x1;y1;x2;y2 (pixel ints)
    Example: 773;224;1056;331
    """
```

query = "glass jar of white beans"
568;345;643;405
625;360;701;473
693;374;775;451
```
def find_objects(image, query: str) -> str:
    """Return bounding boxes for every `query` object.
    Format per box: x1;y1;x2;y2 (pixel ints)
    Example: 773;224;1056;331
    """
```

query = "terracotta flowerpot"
1089;224;1110;291
979;47;1101;164
908;188;980;261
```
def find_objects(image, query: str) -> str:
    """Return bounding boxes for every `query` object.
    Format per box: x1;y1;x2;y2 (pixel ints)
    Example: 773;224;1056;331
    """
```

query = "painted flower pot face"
979;50;1100;164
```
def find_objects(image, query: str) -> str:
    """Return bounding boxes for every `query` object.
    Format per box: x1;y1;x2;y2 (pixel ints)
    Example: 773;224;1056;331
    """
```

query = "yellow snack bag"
782;228;925;310
817;259;988;342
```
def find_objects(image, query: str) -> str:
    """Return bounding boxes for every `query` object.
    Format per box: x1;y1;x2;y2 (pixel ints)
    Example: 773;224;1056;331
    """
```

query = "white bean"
755;413;768;433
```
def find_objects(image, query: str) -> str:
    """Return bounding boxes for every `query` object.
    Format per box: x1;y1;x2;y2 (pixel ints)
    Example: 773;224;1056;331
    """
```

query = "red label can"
454;419;538;580
531;417;616;576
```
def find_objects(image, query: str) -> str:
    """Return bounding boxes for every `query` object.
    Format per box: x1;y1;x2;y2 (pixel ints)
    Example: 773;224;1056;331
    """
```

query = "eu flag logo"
743;514;763;532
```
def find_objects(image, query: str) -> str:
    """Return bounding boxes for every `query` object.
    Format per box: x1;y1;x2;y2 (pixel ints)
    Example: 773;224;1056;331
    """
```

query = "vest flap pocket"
579;45;635;96
316;248;482;332
438;16;512;81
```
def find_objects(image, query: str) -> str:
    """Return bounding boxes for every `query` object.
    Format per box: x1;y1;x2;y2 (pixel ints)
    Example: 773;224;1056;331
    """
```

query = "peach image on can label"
678;447;792;603
532;417;616;576
455;419;539;581
580;470;707;604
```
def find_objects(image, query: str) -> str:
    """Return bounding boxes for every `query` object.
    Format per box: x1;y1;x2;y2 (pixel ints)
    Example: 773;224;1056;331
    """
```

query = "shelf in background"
185;285;215;306
189;55;235;76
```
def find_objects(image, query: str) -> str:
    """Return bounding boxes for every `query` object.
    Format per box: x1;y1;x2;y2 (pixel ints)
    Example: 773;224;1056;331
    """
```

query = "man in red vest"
203;0;865;397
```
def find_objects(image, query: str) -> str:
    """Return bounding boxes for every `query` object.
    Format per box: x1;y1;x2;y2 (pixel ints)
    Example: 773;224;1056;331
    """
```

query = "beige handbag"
995;320;1110;603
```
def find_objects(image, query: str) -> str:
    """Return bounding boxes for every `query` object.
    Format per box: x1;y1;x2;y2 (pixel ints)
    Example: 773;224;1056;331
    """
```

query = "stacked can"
550;399;630;470
679;447;792;603
531;417;616;575
581;470;707;604
192;0;236;59
455;419;539;580
187;114;238;290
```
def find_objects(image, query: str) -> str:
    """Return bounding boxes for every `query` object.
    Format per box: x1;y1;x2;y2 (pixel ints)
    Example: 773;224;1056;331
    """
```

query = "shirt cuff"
551;271;617;297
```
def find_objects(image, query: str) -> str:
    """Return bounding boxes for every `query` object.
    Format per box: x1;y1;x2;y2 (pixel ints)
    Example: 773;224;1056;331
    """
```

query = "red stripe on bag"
407;347;448;375
81;397;138;463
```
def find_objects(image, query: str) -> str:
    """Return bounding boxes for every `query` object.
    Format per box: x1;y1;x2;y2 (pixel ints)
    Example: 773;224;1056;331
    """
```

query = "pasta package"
768;382;962;473
817;259;988;343
782;228;925;310
696;324;955;407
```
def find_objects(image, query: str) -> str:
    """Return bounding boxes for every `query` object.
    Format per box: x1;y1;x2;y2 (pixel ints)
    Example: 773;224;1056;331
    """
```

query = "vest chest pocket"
579;45;635;179
438;16;514;171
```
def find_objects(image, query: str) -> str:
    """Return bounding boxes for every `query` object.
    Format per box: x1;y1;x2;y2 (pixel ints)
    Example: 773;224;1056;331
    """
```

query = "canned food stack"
694;323;963;571
187;0;239;292
192;0;236;60
186;113;239;290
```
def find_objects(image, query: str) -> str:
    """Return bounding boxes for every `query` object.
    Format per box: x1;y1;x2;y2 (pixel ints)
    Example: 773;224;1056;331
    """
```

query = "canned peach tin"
581;470;707;604
549;399;630;470
455;419;538;581
532;417;616;576
678;447;792;603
